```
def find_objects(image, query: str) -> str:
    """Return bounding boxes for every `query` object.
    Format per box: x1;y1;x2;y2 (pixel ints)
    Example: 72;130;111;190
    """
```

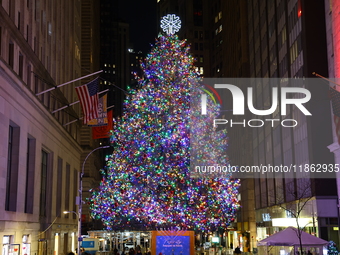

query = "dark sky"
119;0;158;54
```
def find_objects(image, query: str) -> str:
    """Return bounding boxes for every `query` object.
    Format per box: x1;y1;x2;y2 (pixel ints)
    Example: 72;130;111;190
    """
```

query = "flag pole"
36;70;103;96
63;118;83;126
52;89;109;114
312;72;340;87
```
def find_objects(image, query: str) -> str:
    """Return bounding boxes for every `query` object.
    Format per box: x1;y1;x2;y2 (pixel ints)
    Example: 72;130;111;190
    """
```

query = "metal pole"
52;89;109;114
78;145;110;254
36;70;103;96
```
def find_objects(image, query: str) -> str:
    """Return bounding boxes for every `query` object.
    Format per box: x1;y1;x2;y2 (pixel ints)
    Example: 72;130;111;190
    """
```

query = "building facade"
100;0;131;118
247;0;338;247
0;1;103;255
325;0;340;247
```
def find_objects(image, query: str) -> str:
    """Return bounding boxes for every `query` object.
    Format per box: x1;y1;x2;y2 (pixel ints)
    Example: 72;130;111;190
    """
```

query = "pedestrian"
234;246;241;254
129;248;135;255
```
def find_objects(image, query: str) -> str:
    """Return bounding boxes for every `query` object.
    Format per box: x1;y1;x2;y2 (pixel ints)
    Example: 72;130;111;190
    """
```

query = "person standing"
234;246;241;254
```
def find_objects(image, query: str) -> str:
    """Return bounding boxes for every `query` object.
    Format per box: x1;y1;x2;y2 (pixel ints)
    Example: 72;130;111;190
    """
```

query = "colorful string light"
89;34;240;232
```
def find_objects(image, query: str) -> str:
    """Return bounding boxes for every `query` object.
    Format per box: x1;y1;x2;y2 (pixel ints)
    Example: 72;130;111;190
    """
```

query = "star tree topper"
160;14;181;35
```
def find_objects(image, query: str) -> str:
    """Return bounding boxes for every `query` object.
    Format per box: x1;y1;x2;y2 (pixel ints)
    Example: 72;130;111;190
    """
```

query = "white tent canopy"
257;227;328;255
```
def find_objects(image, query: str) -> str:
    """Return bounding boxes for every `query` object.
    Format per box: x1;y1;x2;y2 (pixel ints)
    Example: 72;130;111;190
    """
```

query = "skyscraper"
247;0;338;245
100;0;131;118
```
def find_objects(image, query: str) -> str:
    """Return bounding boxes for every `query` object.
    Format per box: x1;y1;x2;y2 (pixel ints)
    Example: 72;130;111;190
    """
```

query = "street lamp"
77;145;110;254
63;210;80;254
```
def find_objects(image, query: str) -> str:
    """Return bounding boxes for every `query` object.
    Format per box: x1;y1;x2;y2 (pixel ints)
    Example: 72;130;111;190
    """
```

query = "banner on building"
88;94;108;127
92;110;113;139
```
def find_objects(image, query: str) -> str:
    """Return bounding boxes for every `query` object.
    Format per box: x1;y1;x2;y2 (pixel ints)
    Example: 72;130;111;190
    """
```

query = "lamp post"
77;145;110;255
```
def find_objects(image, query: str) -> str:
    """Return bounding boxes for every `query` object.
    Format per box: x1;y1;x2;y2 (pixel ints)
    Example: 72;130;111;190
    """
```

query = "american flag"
75;78;99;124
329;86;340;144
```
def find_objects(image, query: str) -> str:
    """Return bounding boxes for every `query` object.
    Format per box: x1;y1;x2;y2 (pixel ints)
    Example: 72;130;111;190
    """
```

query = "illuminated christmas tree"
90;28;240;231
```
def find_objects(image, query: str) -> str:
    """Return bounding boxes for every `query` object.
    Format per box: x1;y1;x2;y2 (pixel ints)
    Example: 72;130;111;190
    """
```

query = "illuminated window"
104;63;107;67
215;16;218;23
219;11;222;20
200;67;204;75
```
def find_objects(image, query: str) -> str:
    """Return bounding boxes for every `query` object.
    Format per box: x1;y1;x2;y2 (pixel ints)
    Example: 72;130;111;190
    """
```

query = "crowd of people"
112;245;151;255
69;246;150;255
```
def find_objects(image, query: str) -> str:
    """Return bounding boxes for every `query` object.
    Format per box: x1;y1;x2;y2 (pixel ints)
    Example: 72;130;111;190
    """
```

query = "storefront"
2;235;31;255
255;198;339;246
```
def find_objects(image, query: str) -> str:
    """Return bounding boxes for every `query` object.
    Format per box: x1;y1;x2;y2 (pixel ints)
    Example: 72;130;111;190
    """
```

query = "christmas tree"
328;241;338;255
89;33;240;232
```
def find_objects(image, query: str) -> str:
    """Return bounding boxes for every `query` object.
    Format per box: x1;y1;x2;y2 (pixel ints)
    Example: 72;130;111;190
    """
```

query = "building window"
25;137;36;214
18;12;21;31
34;74;39;94
27;64;31;87
56;157;63;217
6;124;20;212
19;53;23;78
8;43;14;68
73;169;78;219
193;0;203;26
64;164;70;218
0;26;2;55
9;0;15;19
2;236;14;255
34;0;37;20
34;36;36;52
48;22;52;36
40;150;48;217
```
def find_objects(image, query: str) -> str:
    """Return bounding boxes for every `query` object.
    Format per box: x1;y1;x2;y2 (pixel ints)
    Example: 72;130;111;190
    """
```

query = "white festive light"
160;14;181;35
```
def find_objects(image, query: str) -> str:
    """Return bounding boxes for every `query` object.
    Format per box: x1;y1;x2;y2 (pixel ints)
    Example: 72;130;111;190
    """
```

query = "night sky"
119;0;158;54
